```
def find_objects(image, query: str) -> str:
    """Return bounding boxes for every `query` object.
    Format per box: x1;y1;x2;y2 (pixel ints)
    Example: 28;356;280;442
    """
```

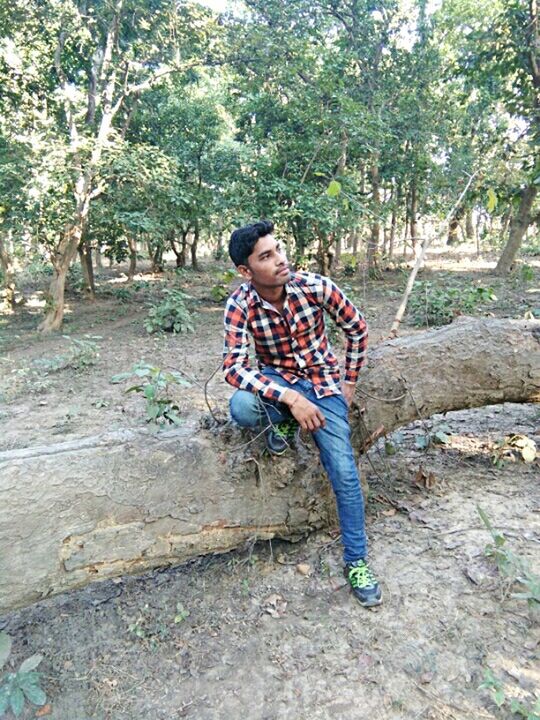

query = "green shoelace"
348;561;376;589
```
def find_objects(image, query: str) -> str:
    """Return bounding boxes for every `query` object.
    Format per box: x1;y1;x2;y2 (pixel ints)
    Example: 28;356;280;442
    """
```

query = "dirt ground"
1;245;539;719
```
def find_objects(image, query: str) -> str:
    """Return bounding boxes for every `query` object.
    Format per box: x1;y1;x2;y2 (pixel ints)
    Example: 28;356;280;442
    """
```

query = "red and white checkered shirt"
222;271;368;401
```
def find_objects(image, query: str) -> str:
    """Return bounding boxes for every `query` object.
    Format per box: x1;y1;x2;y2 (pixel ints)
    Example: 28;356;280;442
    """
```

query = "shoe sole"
354;593;383;608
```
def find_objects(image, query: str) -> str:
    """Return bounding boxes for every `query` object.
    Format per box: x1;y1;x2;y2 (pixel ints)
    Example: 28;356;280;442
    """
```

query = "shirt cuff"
344;369;359;384
260;382;288;403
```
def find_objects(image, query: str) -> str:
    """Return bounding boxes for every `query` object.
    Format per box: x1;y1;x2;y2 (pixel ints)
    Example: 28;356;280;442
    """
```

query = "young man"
222;220;381;608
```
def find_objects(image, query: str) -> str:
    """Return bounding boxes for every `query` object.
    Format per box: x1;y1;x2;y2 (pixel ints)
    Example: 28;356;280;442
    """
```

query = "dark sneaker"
264;420;299;456
344;559;382;608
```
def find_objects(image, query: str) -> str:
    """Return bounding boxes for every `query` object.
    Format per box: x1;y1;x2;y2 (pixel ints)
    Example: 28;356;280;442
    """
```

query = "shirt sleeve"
222;297;289;402
321;277;368;383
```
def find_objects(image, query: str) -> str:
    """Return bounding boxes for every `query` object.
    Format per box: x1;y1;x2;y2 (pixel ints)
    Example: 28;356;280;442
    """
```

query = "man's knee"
229;390;261;428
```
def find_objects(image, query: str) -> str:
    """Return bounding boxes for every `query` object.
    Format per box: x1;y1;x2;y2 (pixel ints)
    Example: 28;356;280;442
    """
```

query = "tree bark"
495;186;538;276
465;209;475;240
78;237;95;299
0;235;16;311
368;158;381;278
409;179;418;253
1;318;538;613
191;221;200;270
127;237;137;282
447;217;459;245
39;224;84;332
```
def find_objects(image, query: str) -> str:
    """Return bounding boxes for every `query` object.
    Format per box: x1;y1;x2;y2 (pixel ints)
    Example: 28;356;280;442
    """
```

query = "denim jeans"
229;368;368;564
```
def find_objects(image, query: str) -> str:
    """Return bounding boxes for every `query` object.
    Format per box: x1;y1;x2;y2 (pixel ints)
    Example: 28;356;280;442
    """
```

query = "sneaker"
344;559;382;608
264;420;299;456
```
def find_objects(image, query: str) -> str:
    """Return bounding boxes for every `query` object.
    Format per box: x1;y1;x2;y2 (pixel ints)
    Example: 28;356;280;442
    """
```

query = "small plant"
210;268;237;303
144;289;194;334
0;632;47;718
127;606;169;649
111;362;190;425
63;335;101;370
111;286;133;303
478;506;540;620
174;603;190;623
519;264;535;283
408;281;496;326
479;668;540;719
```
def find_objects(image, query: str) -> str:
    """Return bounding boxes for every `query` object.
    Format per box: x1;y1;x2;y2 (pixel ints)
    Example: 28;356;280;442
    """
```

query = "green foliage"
0;632;47;718
519;264;535;283
144;289;194;334
522;240;540;257
27;336;100;376
408;281;497;326
477;506;540;611
210;268;237;303
111;362;190;425
479;668;540;719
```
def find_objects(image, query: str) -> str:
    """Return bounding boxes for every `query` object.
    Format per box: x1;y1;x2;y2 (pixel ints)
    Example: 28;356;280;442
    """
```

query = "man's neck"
251;282;286;310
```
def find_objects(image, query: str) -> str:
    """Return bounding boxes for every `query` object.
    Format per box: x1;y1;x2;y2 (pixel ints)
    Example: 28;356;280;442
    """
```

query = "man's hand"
341;381;356;407
283;390;326;432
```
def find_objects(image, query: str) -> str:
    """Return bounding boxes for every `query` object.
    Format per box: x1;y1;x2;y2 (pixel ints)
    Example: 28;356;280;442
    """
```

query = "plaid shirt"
222;271;368;401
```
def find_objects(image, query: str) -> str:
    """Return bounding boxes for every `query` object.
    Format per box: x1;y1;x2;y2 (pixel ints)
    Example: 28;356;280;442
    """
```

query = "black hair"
228;220;274;267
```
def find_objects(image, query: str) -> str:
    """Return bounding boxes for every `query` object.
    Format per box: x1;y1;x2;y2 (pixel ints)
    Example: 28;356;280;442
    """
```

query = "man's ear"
237;264;251;280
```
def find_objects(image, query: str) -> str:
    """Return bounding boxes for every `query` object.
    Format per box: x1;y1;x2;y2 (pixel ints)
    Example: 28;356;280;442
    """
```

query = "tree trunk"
95;247;103;270
368;159;381;278
1;317;538;613
333;235;342;269
447;216;460;245
389;201;397;262
39;224;84;332
465;210;475;240
352;227;359;258
410;179;418;253
191;221;200;270
127;237;137;282
148;240;164;273
0;235;16;311
39;260;70;332
78;238;95;300
316;233;329;275
495;186;538;276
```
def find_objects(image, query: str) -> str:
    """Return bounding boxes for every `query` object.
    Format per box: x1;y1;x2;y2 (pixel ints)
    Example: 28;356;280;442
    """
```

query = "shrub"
210;269;237;303
408;281;496;326
0;632;47;717
144;289;194;334
111;362;190;425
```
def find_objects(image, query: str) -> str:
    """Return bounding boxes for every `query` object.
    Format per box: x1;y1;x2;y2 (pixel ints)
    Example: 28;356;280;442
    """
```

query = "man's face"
239;234;290;288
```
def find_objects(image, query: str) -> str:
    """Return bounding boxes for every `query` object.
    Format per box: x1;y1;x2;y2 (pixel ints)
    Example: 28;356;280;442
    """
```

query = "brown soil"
1;246;539;719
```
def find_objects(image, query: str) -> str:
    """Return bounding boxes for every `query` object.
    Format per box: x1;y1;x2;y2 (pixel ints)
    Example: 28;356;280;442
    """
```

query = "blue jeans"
229;368;368;564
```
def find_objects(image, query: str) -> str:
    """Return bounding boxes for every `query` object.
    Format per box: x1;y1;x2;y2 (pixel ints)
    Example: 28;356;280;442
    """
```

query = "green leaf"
0;633;12;670
415;435;430;449
0;686;10;715
384;441;396;456
494;688;505;707
110;372;131;384
486;188;498;213
10;687;24;717
18;654;43;673
21;682;46;706
433;431;450;445
327;180;341;198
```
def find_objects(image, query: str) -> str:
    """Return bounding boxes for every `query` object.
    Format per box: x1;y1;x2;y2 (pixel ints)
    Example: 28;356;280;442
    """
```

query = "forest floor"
0;243;539;720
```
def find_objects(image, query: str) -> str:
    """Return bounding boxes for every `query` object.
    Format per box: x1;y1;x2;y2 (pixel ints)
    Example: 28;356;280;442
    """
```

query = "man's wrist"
283;389;300;408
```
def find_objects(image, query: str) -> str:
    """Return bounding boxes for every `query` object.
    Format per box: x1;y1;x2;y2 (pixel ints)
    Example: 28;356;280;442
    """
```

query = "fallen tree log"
1;317;538;613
